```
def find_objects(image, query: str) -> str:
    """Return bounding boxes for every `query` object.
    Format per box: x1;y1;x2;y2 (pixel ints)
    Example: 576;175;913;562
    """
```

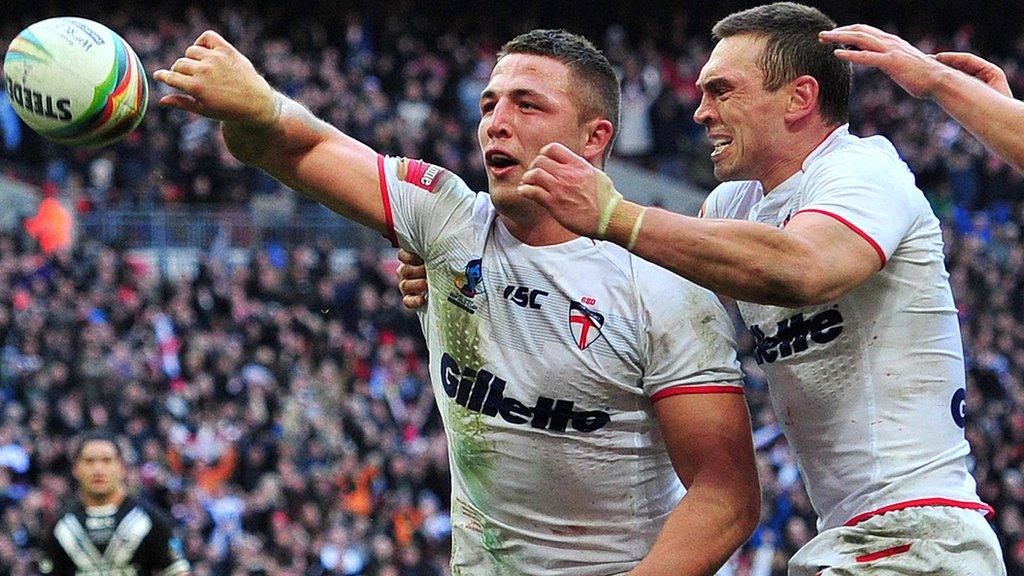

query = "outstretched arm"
154;31;386;231
819;24;1024;172
630;392;760;576
519;144;879;307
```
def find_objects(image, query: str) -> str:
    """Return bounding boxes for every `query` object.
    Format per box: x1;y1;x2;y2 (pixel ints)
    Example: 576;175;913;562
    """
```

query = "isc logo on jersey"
440;353;610;433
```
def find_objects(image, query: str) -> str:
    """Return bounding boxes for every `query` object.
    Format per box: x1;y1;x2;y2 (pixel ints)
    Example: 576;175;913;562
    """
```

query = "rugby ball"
3;17;148;148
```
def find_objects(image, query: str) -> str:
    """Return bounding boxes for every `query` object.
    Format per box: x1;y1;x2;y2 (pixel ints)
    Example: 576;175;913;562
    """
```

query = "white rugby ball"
3;17;148;148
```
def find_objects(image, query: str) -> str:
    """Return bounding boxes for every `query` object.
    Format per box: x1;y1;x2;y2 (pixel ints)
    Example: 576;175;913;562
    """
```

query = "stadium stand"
1;2;1022;574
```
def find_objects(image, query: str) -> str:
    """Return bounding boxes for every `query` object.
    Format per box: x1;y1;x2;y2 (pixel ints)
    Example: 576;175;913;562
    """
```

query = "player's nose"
487;99;514;139
693;94;717;126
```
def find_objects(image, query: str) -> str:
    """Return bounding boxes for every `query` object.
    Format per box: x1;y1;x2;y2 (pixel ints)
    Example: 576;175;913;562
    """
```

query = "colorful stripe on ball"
50;34;147;147
3;30;54;65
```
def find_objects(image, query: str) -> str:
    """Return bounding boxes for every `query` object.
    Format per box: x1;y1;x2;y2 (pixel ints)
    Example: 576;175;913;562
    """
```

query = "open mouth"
485;151;519;170
710;138;733;159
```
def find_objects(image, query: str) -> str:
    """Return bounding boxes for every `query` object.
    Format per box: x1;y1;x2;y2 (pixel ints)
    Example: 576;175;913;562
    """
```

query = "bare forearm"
221;92;384;228
156;31;384;230
626;206;822;306
631;467;759;575
222;92;330;183
930;70;1024;172
632;491;756;576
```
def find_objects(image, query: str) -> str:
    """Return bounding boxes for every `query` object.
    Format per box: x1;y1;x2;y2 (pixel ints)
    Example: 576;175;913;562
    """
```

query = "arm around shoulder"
628;206;877;307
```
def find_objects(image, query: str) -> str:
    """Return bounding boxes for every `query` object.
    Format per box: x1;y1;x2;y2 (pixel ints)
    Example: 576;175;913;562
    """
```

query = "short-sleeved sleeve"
378;155;478;259
796;141;919;266
636;262;744;401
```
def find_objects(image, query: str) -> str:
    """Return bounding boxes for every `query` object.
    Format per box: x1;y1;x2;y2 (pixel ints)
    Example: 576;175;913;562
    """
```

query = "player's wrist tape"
627;207;646;250
257;91;284;129
595;170;623;239
594;171;646;250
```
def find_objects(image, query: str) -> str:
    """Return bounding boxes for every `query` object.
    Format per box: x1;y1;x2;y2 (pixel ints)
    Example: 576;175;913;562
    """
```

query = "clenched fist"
396;249;428;310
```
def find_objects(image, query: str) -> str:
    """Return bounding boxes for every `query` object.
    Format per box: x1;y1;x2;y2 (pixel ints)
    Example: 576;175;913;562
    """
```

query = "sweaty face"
694;34;792;187
477;54;590;215
74;440;125;501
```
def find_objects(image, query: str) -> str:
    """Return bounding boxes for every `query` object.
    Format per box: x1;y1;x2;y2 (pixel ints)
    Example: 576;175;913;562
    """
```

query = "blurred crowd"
0;235;453;576
1;3;1023;575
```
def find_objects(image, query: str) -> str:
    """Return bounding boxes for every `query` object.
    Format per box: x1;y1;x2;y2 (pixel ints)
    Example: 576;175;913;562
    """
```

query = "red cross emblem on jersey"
569;301;605;351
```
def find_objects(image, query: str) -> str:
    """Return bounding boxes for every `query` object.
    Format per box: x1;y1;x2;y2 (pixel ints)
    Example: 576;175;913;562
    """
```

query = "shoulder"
381;154;492;252
129;496;178;531
804;131;915;190
49;500;84;528
628;251;721;313
702;180;761;219
383;155;477;200
799;131;928;221
388;156;461;191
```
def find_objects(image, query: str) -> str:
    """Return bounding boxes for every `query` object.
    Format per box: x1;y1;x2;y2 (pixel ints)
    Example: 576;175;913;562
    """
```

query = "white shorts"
788;505;1006;576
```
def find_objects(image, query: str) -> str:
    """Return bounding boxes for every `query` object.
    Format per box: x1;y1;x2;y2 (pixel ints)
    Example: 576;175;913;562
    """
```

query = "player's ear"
785;74;820;124
581;117;614;166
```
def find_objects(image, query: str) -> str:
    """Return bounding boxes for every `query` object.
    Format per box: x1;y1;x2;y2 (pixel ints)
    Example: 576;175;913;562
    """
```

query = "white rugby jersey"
378;155;744;575
701;125;993;531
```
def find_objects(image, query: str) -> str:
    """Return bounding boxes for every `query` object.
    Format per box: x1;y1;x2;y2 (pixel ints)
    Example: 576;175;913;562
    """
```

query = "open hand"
819;24;947;99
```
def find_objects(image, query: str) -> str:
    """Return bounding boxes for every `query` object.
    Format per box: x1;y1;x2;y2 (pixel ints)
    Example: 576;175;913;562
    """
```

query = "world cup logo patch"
454;259;484;298
447;258;485;314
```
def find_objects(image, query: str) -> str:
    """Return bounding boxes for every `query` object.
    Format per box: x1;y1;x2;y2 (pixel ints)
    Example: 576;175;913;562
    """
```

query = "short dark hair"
74;430;124;461
712;2;851;124
497;29;620;161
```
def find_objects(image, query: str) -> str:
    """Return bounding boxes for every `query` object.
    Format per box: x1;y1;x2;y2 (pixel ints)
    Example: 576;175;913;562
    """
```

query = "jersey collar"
802;123;850;172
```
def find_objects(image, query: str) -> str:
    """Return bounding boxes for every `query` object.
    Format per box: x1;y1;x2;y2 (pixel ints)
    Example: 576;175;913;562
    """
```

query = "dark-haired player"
40;431;190;576
155;26;759;575
515;4;1004;575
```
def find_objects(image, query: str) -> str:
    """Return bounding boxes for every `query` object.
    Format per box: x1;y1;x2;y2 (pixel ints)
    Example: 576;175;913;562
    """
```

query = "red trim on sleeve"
855;543;912;563
377;154;399;248
651;385;744;403
792;208;887;268
844;498;996;527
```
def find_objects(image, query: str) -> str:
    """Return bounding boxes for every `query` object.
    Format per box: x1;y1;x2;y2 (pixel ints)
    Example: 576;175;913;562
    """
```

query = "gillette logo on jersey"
749;307;844;364
440;353;611;433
